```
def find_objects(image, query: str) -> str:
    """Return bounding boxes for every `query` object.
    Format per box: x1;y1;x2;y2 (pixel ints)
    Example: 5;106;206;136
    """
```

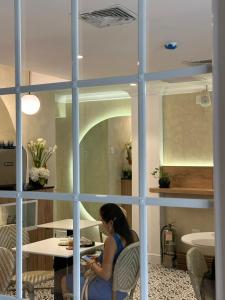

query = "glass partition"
79;84;136;196
21;0;71;85
0;95;16;191
79;0;138;79
147;0;213;72
22;89;73;193
0;0;15;88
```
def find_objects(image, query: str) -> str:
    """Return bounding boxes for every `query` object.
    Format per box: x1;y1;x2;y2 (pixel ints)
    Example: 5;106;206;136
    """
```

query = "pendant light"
21;71;40;115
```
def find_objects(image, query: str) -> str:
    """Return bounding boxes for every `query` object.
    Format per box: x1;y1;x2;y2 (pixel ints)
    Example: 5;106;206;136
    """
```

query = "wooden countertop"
149;187;214;196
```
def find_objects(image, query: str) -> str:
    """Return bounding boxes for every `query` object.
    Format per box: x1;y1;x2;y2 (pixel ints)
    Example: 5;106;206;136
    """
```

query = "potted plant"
151;167;171;188
27;138;57;189
122;167;132;179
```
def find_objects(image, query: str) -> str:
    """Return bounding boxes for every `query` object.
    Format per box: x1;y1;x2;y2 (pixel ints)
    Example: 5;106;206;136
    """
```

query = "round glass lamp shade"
21;94;40;115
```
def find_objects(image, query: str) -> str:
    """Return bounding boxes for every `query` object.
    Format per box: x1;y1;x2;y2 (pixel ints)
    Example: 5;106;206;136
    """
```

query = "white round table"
181;232;215;248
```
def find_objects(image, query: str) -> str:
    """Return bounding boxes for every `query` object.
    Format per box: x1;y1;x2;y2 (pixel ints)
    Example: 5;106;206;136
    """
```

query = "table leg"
53;256;73;300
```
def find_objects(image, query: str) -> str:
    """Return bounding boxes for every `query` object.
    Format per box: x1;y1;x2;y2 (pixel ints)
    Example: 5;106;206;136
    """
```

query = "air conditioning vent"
80;5;136;28
183;59;212;66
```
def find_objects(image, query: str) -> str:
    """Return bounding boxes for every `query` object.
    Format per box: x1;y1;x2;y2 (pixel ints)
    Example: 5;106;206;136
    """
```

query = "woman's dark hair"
100;203;134;245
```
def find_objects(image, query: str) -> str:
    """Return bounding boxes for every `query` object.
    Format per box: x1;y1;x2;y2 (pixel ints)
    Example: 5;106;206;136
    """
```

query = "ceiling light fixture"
21;71;40;115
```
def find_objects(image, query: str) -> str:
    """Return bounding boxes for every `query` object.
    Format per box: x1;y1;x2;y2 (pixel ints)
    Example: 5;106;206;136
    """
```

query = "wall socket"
192;228;200;233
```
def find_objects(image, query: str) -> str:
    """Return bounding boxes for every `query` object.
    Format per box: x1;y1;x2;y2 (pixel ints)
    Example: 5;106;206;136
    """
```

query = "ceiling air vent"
80;5;136;28
183;59;212;66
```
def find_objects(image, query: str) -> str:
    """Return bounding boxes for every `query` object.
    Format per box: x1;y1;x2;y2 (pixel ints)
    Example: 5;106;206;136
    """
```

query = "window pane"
0;199;16;298
22;198;73;299
0;94;16;191
21;0;71;85
22;88;72;193
0;0;15;88
79;84;136;196
147;0;212;72
147;73;213;196
147;205;215;299
79;0;138;79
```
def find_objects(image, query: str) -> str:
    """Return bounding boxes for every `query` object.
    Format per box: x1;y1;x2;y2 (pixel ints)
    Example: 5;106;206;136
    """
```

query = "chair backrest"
186;247;208;300
0;224;30;258
113;241;140;295
0;247;15;293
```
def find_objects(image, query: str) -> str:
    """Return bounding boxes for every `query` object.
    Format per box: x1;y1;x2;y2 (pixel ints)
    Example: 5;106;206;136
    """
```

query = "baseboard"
148;252;161;264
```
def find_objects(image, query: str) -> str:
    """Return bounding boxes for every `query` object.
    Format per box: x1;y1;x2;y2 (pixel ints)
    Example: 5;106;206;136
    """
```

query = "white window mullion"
212;0;225;297
138;0;148;299
15;0;23;298
71;0;80;299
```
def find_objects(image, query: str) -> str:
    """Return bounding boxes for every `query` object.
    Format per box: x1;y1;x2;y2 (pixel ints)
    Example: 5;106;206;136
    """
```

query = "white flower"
27;137;57;168
29;167;40;182
37;138;45;143
39;167;50;179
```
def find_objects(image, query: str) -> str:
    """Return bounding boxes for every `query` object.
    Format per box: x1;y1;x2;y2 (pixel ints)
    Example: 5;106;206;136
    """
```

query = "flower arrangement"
151;167;171;188
27;138;57;188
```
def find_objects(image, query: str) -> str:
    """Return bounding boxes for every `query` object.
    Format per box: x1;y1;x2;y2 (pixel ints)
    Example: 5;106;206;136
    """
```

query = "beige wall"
0;66;56;186
0;97;15;141
162;92;214;254
163;92;213;166
80;116;131;219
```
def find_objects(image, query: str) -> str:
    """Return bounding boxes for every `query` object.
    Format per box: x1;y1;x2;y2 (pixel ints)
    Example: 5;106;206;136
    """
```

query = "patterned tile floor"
6;264;197;299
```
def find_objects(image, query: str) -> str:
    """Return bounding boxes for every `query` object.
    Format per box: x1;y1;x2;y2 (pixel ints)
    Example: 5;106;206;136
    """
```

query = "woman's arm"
87;236;117;281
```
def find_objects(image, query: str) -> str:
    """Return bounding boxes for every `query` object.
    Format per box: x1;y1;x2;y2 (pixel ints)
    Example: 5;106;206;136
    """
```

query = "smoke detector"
196;85;211;107
80;5;136;28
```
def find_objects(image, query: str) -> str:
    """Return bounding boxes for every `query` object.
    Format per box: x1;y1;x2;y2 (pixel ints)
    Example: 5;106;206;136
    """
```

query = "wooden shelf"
149;187;214;196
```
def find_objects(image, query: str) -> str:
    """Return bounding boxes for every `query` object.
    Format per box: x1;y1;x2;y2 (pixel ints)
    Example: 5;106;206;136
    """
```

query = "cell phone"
81;255;93;263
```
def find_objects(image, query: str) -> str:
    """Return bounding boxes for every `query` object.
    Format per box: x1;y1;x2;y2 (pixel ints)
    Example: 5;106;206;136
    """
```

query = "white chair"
0;247;15;294
0;224;53;299
112;241;140;299
78;241;140;300
186;247;208;300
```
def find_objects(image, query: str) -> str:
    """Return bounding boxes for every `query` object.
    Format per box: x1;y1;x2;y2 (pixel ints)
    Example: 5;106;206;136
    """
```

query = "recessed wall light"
78;55;83;59
129;83;137;86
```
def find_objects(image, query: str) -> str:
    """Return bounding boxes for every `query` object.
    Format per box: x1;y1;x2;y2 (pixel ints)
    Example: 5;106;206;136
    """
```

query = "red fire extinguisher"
160;223;176;268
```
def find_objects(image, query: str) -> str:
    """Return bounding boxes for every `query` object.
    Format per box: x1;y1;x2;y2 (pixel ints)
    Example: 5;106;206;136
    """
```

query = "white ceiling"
0;0;212;80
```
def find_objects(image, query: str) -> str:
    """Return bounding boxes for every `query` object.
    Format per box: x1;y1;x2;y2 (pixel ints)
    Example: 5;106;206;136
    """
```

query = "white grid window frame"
0;0;222;299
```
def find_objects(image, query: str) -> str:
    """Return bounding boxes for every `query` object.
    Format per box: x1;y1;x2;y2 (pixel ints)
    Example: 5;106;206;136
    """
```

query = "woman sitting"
61;203;139;300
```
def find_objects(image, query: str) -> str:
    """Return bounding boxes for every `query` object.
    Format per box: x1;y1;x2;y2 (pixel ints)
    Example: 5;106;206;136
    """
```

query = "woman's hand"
86;259;95;269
